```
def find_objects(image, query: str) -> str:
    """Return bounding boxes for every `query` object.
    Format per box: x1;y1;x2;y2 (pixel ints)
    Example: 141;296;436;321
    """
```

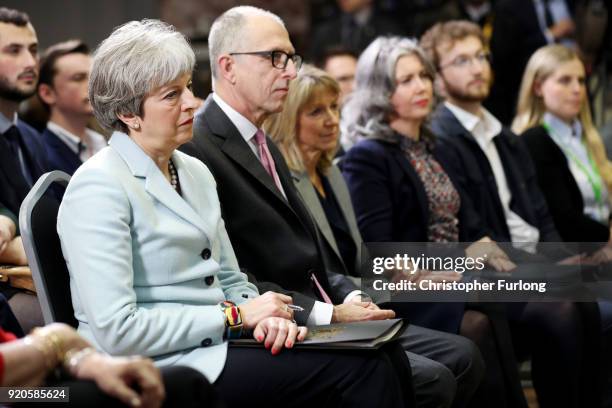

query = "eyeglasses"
229;50;303;71
439;51;490;70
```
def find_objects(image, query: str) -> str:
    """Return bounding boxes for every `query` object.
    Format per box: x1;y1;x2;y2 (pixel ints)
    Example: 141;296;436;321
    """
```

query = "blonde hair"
512;44;612;194
265;64;340;174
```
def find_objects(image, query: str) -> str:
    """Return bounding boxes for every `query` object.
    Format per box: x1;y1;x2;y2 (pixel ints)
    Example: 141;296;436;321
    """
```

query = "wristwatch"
219;300;243;339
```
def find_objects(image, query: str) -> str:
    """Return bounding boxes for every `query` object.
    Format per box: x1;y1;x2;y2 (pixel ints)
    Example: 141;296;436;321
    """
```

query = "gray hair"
208;6;285;81
89;19;195;133
340;36;434;149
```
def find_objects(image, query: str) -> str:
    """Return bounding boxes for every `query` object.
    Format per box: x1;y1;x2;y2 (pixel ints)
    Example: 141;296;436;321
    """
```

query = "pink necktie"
254;129;284;194
311;273;333;304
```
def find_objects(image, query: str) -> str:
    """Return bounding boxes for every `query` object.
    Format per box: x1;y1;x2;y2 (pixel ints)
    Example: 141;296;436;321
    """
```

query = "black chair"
19;170;76;327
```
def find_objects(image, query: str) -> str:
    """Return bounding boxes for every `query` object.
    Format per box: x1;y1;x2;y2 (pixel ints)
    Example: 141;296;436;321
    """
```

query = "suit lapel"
202;97;289;204
109;132;211;237
327;166;362;256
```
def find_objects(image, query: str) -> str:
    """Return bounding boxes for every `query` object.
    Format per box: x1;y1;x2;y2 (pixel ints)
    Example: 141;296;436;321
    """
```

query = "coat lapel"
202;97;289;204
109;132;211;237
292;171;340;256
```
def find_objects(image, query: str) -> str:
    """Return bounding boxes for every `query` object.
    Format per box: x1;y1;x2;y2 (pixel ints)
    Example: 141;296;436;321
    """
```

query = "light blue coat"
57;131;259;382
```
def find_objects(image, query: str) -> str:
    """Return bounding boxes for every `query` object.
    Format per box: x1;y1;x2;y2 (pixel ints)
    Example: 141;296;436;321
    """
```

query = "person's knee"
410;353;457;408
452;335;485;389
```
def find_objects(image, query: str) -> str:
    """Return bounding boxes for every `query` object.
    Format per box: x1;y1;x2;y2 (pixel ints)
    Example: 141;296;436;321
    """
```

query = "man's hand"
240;291;294;329
549;19;575;40
332;302;395;323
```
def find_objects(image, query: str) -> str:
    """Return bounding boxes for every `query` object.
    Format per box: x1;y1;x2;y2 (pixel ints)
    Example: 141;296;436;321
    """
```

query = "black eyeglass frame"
229;50;303;70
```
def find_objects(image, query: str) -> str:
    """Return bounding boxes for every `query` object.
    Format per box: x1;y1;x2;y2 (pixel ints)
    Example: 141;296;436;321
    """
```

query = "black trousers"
29;365;223;408
214;343;413;408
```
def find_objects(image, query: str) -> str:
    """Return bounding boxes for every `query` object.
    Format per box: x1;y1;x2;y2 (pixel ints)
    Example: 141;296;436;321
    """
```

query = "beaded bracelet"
63;347;96;376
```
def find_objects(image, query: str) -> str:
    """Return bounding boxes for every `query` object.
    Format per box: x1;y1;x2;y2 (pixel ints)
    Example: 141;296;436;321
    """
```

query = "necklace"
168;159;179;190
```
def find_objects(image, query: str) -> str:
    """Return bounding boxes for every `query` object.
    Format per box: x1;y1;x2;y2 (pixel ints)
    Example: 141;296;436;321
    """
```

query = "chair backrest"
19;171;76;327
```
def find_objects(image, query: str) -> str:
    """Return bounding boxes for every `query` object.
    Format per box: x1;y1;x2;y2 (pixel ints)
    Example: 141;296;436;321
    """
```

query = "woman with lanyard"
513;44;612;404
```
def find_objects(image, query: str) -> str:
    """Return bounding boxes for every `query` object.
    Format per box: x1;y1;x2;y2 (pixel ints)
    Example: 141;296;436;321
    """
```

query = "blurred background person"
0;6;45;335
309;0;404;64
488;0;576;125
422;20;601;408
318;47;358;106
512;44;612;404
37;39;106;175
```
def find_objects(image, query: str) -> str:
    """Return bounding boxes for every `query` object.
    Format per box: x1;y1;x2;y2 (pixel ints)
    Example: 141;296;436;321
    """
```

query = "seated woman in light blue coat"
57;19;408;408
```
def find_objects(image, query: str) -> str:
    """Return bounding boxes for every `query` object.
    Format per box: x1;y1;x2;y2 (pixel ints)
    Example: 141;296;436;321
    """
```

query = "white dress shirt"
47;121;107;161
445;102;540;252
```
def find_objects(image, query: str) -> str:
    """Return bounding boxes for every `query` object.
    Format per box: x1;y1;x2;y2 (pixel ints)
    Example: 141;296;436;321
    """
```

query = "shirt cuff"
306;301;334;325
343;290;366;303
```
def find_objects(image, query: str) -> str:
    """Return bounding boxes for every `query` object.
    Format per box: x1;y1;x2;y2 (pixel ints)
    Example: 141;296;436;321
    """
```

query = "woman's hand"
466;236;516;273
253;317;307;355
240;291;294;329
74;353;165;408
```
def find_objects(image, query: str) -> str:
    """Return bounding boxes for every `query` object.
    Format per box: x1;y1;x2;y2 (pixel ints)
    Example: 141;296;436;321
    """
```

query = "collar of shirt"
0;111;18;135
542;111;582;144
445;101;502;148
48;121;82;154
212;93;259;146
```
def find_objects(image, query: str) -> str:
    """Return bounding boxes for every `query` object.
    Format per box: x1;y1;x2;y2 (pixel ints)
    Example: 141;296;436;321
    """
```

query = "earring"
132;123;140;130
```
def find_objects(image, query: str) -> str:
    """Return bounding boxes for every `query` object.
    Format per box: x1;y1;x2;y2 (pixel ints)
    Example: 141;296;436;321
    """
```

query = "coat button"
201;338;212;347
204;275;215;285
201;248;211;260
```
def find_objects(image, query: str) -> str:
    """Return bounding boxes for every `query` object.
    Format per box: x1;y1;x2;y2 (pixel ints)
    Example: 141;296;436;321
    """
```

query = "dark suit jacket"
309;11;404;62
487;0;574;124
0;119;48;216
42;128;82;175
430;105;561;246
521;125;609;244
180;96;358;323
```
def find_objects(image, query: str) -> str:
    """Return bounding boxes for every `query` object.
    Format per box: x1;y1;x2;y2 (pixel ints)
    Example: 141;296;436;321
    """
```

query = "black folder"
230;318;406;350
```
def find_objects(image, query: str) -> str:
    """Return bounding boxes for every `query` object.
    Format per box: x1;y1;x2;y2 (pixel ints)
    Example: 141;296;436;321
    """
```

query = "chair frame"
19;170;71;324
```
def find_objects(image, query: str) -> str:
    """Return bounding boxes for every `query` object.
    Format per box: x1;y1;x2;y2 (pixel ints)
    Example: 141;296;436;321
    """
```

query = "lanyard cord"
542;122;606;209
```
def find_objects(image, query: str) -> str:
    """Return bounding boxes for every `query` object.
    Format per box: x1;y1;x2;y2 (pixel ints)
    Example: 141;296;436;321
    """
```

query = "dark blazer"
342;137;486;244
430;105;561;247
341;136;473;333
0;119;48;216
521;125;610;244
180;96;358;323
42;128;82;175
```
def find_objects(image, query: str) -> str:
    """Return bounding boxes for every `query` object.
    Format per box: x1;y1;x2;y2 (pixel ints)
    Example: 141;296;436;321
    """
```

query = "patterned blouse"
400;135;461;242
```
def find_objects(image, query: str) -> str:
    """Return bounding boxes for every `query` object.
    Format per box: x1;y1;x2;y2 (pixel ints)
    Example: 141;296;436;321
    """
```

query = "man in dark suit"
309;0;405;63
0;7;46;332
37;40;106;175
487;0;575;124
181;6;484;408
422;20;602;407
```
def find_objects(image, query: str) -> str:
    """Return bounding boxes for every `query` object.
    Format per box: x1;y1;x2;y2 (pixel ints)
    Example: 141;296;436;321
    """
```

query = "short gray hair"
89;19;195;133
208;6;284;80
341;36;434;149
